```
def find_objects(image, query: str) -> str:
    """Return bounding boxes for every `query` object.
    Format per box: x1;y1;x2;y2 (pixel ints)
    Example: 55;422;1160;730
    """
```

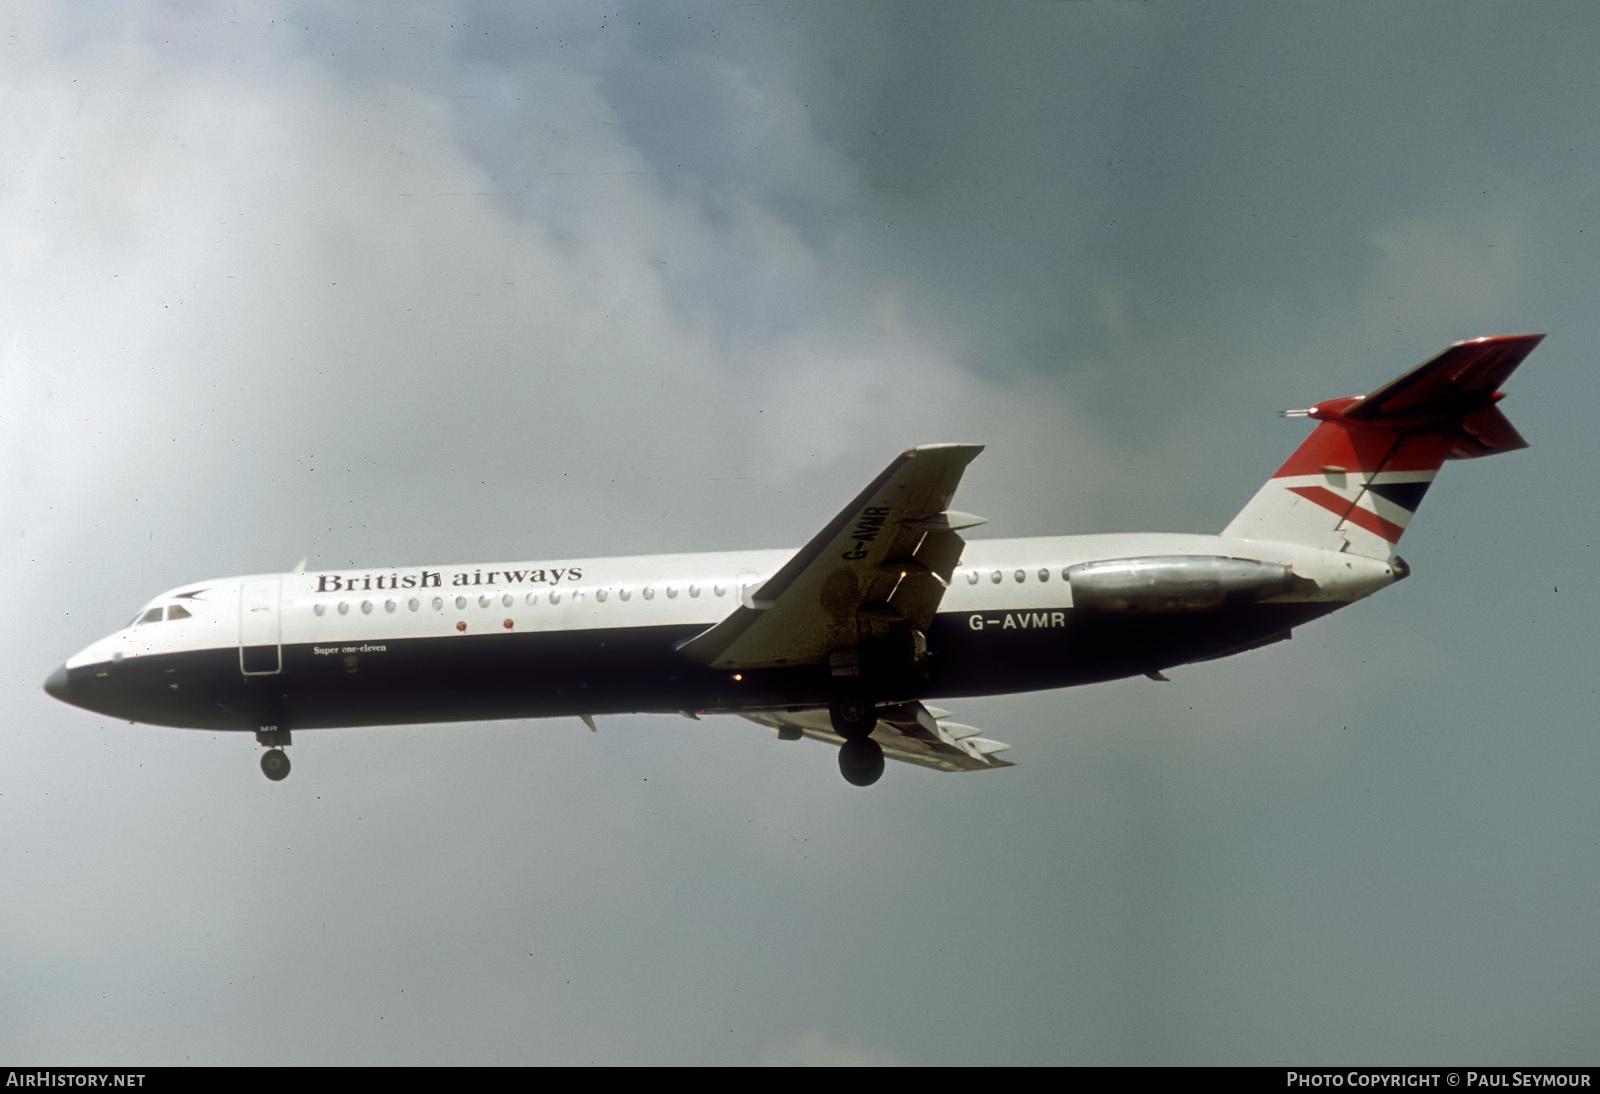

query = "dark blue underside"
57;602;1341;732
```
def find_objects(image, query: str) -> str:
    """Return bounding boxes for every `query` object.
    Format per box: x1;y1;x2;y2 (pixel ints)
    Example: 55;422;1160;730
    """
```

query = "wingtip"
902;442;985;458
1456;332;1546;349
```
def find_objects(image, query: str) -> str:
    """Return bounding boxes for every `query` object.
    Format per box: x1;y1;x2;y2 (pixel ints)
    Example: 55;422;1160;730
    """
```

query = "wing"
677;444;985;670
742;701;1014;774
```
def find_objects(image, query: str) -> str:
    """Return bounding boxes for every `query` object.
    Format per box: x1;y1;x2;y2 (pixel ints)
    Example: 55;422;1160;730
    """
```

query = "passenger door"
238;578;283;675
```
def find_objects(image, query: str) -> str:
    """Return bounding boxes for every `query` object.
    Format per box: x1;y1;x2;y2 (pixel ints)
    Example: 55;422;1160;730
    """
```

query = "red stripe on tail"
1286;485;1407;543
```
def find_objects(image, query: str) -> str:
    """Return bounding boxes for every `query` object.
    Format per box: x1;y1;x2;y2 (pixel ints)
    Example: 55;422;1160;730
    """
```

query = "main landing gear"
256;725;292;782
838;737;885;787
830;691;884;787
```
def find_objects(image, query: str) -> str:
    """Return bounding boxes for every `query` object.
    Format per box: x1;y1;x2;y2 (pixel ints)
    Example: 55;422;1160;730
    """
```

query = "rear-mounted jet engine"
1067;555;1316;614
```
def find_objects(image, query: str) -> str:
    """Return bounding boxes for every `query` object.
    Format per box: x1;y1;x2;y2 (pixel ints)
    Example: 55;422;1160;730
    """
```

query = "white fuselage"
66;533;1397;680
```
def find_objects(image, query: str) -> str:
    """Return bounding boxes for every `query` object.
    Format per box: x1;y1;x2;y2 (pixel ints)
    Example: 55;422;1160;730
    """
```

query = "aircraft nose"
43;663;72;703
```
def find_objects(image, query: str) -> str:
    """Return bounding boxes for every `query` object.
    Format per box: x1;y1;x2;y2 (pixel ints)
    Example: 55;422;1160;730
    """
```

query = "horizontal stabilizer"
1455;405;1529;458
1344;333;1543;426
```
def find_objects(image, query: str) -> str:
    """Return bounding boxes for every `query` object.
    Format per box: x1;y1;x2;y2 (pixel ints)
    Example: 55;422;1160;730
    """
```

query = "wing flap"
741;701;1014;774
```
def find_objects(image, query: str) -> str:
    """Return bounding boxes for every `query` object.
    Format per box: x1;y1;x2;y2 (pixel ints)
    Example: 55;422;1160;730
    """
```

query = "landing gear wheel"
260;748;291;782
838;736;885;787
829;692;876;740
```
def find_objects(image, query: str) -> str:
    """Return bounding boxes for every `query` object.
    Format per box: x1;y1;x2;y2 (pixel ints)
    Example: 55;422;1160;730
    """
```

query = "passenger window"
688;584;699;598
525;592;538;606
314;603;326;617
338;602;350;616
1014;569;1025;583
666;586;678;599
501;594;513;608
597;589;608;603
991;571;1002;584
643;587;655;601
550;591;561;604
361;600;373;614
714;584;725;596
408;598;420;611
619;588;631;602
1038;568;1049;583
385;599;397;613
478;595;490;609
167;604;192;620
432;597;444;611
455;596;467;610
967;571;979;585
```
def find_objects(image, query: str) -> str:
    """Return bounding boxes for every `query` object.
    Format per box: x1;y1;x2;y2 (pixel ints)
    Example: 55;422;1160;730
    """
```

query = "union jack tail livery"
1224;334;1544;559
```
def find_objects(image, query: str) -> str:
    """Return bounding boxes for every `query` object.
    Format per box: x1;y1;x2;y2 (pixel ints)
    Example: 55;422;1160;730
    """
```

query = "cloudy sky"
5;0;1598;1065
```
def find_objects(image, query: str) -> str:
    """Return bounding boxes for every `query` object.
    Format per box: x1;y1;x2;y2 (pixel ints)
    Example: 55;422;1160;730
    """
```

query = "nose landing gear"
260;748;291;781
255;725;292;782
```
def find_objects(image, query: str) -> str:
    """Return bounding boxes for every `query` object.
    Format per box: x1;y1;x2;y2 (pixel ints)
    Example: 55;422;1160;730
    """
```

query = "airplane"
44;334;1543;786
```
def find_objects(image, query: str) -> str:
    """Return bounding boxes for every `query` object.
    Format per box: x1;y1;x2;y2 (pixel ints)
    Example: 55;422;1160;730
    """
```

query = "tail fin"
1224;334;1544;558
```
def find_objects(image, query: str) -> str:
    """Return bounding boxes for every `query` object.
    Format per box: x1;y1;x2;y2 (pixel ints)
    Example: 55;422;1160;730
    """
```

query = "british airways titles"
315;565;584;594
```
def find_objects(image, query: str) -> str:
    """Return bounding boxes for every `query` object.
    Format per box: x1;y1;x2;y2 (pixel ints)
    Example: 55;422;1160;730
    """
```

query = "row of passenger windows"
308;570;1074;617
311;583;730;617
142;570;1069;626
965;568;1068;585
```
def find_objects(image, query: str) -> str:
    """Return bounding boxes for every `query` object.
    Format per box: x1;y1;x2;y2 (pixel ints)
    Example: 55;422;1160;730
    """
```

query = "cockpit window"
131;603;194;625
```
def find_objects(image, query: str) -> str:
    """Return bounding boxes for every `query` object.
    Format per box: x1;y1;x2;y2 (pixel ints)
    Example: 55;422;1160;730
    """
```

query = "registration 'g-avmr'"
46;335;1542;786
